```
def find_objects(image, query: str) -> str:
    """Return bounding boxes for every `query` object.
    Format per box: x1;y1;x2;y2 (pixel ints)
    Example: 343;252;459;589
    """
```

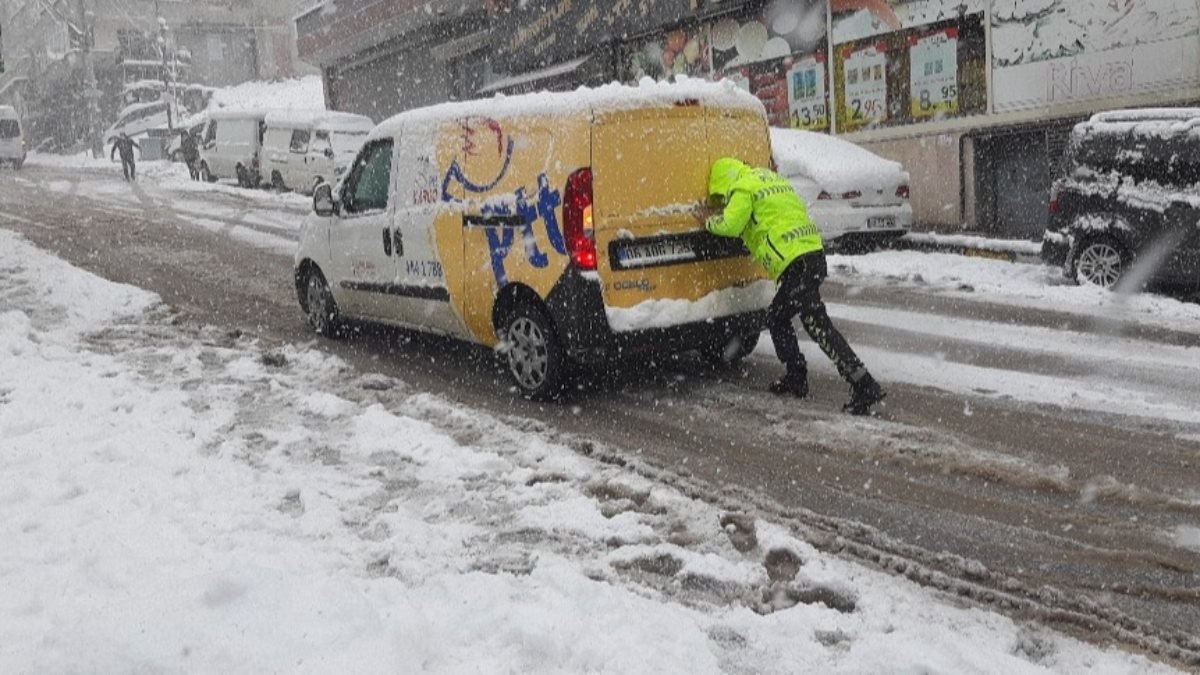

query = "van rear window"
0;119;20;139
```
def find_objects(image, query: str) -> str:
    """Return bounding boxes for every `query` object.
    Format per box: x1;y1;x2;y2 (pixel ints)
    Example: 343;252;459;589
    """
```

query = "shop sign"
909;27;958;118
991;0;1200;113
787;53;829;131
841;42;889;130
492;0;700;72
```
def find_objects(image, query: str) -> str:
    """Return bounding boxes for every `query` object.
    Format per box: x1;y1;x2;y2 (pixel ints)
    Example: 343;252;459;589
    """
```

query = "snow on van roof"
770;127;907;194
264;109;373;130
208;108;272;121
370;76;766;139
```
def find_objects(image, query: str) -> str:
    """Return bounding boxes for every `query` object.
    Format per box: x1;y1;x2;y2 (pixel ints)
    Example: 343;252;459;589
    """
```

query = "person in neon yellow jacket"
704;157;885;415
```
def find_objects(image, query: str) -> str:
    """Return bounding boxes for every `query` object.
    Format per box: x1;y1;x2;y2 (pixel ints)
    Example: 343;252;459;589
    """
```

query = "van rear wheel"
703;331;760;365
271;171;286;191
200;162;216;183
503;303;567;400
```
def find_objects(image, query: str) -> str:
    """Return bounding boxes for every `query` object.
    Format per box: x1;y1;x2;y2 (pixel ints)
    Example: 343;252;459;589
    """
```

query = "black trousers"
120;156;136;181
767;250;864;381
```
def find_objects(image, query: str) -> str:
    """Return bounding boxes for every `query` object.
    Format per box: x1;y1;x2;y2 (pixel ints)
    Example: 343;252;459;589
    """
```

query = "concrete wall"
859;132;965;229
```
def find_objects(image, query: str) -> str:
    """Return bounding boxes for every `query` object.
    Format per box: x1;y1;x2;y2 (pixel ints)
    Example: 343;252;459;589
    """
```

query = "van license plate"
616;240;697;268
867;216;895;229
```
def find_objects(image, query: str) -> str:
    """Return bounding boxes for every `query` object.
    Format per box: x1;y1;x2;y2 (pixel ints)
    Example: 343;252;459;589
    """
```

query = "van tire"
703;331;760;365
236;165;249;188
200;162;216;183
502;303;568;400
301;268;343;337
271;171;286;191
1071;235;1128;289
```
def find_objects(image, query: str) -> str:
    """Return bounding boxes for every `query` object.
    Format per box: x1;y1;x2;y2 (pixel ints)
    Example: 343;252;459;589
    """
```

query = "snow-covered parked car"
0;105;26;169
1042;108;1200;292
770;128;911;252
103;100;178;146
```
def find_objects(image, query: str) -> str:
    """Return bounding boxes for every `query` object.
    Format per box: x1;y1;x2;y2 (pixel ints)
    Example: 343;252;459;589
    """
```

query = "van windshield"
0;120;19;139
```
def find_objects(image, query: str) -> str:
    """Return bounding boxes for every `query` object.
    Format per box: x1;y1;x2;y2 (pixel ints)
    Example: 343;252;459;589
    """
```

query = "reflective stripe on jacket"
705;157;822;281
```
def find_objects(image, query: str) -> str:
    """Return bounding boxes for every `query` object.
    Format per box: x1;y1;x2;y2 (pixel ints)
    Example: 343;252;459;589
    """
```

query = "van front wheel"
302;269;343;337
503;303;567;400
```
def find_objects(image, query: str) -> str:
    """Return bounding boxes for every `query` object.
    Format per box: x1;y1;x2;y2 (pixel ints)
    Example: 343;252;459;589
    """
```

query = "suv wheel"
1073;236;1126;289
502;303;567;400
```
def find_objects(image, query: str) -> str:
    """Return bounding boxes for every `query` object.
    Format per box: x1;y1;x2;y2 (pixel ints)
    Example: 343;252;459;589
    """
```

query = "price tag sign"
909;28;959;118
788;53;829;132
842;43;888;130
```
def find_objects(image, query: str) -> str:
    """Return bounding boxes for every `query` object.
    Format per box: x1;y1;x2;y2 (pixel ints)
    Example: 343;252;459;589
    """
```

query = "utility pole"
155;0;172;132
78;0;101;156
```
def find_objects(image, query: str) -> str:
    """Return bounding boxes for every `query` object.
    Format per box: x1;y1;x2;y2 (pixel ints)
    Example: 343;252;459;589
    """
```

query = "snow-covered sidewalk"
0;230;1179;673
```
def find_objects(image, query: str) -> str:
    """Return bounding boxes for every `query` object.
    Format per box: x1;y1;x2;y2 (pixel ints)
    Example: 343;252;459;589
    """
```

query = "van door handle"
393;229;404;257
382;228;392;256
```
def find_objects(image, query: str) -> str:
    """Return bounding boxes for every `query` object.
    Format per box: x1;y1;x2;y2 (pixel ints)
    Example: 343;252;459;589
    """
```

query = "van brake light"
564;167;597;271
1049;181;1061;214
895;184;910;199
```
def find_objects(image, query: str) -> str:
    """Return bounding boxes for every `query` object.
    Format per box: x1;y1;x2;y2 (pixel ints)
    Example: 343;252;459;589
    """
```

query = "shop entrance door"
988;130;1050;239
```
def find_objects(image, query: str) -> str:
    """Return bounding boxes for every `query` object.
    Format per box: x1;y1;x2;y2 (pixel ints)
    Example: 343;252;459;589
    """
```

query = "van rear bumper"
544;267;768;364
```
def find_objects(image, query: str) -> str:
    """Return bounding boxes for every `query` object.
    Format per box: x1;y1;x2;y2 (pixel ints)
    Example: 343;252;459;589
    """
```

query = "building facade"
0;0;313;149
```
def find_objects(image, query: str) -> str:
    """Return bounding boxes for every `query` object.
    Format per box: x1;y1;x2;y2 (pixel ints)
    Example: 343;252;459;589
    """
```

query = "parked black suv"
1042;108;1200;292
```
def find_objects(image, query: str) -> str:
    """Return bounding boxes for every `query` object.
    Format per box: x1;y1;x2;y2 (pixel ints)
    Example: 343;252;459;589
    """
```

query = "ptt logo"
440;117;566;286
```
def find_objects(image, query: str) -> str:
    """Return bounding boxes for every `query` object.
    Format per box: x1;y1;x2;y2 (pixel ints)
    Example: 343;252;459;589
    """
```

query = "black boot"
769;369;808;398
843;372;885;415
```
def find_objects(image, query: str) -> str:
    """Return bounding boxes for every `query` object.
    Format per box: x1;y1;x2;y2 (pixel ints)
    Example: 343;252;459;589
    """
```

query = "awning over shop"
477;55;591;95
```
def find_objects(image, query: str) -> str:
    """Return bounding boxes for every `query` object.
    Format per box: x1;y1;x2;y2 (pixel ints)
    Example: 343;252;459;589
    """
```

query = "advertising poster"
841;43;888;130
626;25;714;81
909;27;958;118
991;0;1200;112
788;53;829;131
830;0;985;131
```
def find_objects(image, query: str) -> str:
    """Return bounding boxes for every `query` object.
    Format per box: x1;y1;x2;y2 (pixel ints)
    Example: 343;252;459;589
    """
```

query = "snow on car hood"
770;128;907;195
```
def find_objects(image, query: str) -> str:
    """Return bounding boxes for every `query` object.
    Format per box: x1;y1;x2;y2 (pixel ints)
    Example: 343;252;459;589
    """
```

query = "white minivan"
198;109;269;187
0;106;25;169
263;110;374;194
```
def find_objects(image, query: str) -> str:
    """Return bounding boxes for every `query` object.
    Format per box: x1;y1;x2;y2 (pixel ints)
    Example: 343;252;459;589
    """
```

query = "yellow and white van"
293;78;775;399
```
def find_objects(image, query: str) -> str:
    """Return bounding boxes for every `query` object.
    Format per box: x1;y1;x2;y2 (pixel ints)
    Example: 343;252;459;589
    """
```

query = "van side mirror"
313;183;337;217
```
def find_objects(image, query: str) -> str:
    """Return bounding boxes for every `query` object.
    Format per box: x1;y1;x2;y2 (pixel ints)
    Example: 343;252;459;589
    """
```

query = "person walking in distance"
179;129;200;180
701;157;886;415
111;131;140;182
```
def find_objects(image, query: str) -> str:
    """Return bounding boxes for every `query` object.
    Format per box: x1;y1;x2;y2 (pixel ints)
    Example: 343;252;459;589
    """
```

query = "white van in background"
263;110;374;194
0;106;26;169
198;109;269;187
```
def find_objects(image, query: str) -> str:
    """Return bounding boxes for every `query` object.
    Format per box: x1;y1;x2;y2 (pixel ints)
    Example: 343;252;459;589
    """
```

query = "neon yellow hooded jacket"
705;157;823;280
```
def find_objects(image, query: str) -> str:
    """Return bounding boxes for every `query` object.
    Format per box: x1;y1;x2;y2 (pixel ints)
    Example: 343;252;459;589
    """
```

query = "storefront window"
831;0;986;132
622;0;832;132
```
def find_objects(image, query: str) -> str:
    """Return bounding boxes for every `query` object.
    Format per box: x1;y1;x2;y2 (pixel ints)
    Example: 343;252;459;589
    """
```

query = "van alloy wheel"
1074;240;1124;289
504;304;566;400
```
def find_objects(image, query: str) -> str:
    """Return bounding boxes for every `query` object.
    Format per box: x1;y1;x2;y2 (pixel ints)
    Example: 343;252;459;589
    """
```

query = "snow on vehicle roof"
208;108;272;121
370;76;766;140
1079;108;1200;138
264;109;373;131
770;127;907;194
